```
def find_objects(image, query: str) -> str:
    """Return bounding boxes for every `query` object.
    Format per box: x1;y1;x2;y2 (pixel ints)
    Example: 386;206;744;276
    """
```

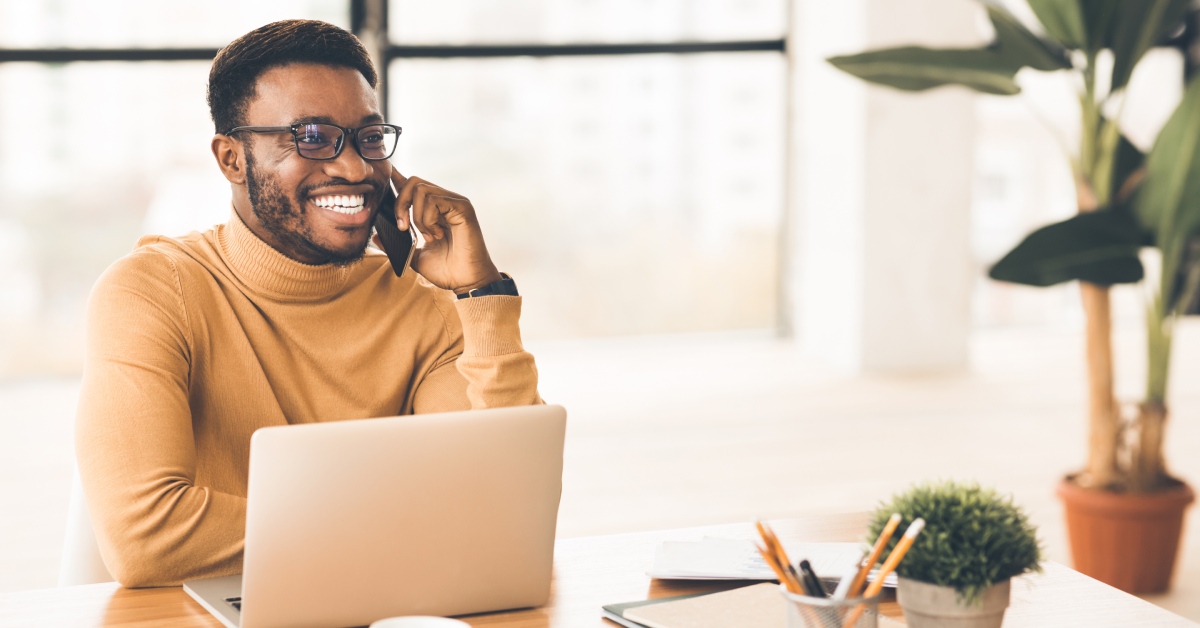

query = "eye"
359;126;386;146
297;124;335;146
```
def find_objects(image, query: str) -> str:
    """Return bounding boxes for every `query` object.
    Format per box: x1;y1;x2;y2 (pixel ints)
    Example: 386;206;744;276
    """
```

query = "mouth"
311;193;366;215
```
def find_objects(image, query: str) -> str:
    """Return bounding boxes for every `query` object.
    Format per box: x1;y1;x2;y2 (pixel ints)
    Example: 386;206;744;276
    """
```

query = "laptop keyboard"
225;597;242;611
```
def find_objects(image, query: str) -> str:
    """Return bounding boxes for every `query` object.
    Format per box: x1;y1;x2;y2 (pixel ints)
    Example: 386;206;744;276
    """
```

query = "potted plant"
828;0;1199;592
868;481;1041;628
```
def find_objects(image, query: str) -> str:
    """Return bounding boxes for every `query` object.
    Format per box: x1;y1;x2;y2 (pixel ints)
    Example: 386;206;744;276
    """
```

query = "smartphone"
373;182;416;277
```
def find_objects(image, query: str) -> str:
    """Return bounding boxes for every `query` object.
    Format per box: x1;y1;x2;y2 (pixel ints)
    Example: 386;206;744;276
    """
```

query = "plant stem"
1081;281;1119;487
1146;292;1172;405
1075;53;1124;488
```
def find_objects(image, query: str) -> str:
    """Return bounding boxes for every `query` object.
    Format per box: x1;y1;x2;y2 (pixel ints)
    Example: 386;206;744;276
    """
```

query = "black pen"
798;559;827;598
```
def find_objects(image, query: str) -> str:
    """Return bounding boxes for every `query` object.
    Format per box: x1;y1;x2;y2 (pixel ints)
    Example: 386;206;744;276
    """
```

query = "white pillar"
786;0;980;372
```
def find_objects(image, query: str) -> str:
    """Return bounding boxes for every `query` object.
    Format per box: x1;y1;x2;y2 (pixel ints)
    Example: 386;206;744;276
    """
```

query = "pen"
798;559;826;598
842;518;925;628
841;513;902;599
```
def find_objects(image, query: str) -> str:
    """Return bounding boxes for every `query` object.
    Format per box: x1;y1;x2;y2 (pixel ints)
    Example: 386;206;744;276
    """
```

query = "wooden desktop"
0;513;1193;627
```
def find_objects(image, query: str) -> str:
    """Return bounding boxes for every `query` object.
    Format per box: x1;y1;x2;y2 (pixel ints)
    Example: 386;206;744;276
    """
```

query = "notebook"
624;583;784;628
604;584;906;628
602;592;711;628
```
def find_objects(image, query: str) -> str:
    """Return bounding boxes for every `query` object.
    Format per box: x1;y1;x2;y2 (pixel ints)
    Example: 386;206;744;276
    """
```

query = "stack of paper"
646;537;897;587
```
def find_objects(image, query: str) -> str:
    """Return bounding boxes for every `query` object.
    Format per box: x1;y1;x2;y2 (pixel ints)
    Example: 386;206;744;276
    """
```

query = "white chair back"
58;467;113;586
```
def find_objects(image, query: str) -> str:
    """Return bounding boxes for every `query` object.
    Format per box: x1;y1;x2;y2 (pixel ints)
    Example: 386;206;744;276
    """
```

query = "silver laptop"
184;404;567;628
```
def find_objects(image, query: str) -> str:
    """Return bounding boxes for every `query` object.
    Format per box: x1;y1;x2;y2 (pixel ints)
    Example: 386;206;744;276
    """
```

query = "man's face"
238;63;390;265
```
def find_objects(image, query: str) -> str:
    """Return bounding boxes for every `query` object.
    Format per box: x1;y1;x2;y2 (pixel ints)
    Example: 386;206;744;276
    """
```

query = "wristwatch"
456;273;519;299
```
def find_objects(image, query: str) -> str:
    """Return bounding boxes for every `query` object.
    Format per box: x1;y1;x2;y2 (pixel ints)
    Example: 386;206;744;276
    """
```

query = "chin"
321;234;373;266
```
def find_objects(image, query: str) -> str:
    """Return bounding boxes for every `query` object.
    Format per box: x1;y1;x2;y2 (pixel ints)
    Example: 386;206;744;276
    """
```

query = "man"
76;20;540;588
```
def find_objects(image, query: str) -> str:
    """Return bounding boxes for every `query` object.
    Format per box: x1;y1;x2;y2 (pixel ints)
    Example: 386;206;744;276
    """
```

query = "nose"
323;136;374;183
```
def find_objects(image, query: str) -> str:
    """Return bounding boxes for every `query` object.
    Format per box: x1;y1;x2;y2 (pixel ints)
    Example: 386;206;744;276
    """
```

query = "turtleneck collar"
218;208;357;302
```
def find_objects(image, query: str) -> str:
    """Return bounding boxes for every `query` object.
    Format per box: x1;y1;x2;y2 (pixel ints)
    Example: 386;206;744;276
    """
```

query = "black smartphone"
373;182;416;277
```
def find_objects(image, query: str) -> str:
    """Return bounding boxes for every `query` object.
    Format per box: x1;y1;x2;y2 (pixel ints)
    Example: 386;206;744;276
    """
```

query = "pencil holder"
780;586;883;628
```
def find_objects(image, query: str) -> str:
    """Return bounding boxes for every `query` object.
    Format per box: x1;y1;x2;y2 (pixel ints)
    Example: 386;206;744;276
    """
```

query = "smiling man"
75;20;540;588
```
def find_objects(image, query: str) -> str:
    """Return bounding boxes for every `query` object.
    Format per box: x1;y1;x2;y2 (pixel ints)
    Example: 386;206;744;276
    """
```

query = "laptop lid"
238;404;566;628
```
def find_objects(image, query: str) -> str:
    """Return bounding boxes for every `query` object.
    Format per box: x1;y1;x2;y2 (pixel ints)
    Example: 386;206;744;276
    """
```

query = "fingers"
400;176;472;242
411;186;452;241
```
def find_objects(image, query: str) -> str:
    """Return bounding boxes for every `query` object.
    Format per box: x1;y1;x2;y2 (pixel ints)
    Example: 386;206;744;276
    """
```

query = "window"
0;0;790;375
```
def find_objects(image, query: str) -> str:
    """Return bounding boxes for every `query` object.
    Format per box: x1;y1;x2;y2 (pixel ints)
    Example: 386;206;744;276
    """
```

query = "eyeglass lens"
295;124;399;160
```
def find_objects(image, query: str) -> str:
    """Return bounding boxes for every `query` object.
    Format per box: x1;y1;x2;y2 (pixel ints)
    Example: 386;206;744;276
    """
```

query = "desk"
1;514;1194;627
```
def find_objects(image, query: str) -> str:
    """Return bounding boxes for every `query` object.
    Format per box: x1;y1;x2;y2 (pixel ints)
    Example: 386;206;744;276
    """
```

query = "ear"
211;134;248;185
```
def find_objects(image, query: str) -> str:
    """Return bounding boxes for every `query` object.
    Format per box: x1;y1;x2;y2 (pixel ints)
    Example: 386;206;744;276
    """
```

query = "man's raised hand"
388;167;503;294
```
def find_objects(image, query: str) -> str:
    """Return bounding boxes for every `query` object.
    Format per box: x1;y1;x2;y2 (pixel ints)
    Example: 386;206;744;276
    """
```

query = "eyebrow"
290;114;386;126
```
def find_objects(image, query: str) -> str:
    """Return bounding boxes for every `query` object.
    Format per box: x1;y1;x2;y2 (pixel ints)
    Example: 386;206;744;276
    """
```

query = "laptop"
184;404;567;628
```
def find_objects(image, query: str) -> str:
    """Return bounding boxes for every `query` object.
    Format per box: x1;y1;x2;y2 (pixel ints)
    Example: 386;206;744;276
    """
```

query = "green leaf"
982;1;1072;71
989;209;1144;287
1109;0;1190;91
1080;0;1121;55
1135;76;1200;308
1027;0;1086;49
827;47;1020;95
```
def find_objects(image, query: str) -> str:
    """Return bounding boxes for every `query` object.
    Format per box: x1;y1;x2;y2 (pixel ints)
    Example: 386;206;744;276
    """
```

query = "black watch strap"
456;273;519;299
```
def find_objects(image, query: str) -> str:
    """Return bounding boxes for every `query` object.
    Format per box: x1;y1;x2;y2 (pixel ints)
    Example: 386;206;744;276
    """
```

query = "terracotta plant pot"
1057;478;1195;593
896;577;1010;628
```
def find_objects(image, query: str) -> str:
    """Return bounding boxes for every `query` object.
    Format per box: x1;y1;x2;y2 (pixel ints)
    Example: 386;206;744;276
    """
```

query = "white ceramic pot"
896;577;1010;628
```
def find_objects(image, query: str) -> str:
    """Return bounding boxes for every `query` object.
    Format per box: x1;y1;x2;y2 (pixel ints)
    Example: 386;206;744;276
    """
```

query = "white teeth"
312;194;364;213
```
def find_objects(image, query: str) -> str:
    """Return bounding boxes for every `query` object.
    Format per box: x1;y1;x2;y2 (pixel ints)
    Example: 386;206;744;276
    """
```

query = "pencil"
755;520;790;563
841;513;902;599
755;521;801;588
842;518;925;628
863;518;924;598
756;543;801;593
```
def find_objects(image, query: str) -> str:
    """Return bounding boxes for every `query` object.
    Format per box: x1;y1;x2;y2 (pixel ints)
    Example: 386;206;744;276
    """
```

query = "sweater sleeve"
76;250;245;588
411;295;543;413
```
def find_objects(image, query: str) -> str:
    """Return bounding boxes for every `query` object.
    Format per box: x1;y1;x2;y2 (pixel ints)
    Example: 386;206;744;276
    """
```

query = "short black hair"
207;19;378;134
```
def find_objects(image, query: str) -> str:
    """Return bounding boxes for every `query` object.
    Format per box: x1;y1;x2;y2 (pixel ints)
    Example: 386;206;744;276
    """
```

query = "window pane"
0;62;229;376
0;0;348;48
389;53;785;338
389;0;787;44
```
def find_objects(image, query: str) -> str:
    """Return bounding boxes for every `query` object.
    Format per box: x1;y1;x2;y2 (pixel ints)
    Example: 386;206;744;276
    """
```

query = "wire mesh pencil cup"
780;585;883;628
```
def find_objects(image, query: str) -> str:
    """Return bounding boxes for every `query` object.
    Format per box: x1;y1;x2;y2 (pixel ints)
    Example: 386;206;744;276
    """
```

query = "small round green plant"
867;480;1042;604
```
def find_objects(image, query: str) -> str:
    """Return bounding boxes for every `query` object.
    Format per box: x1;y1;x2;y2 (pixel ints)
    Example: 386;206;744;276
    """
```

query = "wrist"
456;273;518;299
453;272;501;295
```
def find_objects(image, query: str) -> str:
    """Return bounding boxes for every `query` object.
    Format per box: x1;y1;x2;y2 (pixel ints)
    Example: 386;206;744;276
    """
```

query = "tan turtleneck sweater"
76;213;541;588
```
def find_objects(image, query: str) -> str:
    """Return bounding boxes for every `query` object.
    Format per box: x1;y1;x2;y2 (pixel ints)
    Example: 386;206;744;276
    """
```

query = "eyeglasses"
225;122;402;161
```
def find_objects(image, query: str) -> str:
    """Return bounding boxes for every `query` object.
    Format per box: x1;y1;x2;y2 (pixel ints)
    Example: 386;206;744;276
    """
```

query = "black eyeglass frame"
225;122;403;161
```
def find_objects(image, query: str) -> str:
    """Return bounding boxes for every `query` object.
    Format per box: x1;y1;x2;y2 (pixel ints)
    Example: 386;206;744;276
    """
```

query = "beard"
244;150;372;266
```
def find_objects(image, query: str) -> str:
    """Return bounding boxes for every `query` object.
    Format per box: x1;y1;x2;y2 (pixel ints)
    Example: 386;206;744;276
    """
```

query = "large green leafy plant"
867;481;1042;603
830;0;1200;492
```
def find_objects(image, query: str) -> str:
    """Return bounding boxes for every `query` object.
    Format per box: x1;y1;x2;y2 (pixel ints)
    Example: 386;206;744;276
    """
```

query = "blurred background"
2;0;1199;621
